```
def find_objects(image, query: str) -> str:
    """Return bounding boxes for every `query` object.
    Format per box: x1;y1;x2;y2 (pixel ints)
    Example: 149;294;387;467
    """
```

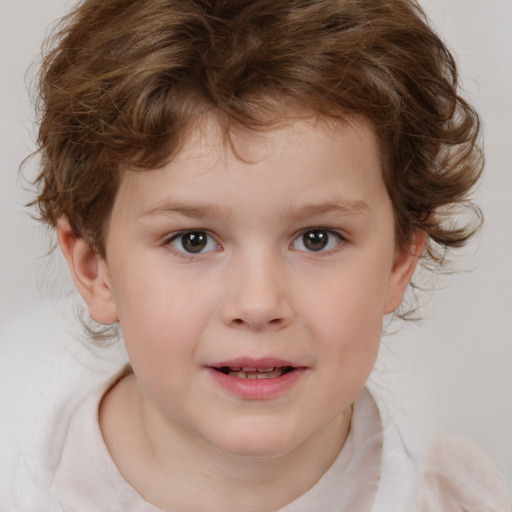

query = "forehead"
111;114;387;223
175;113;380;168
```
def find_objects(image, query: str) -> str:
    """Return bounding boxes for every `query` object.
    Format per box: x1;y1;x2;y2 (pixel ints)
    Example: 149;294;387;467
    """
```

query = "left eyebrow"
139;201;233;220
281;200;372;221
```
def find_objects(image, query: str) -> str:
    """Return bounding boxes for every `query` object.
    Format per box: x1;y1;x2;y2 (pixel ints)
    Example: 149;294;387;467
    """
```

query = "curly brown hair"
32;0;482;275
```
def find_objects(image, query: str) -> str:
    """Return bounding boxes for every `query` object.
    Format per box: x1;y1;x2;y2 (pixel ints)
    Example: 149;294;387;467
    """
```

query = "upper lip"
207;357;304;370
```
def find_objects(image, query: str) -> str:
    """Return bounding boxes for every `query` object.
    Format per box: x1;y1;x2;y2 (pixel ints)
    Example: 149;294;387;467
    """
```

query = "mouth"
214;366;296;379
206;358;306;399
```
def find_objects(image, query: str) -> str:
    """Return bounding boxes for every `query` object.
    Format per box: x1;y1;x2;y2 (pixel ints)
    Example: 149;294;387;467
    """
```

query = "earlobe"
383;230;427;314
57;218;119;325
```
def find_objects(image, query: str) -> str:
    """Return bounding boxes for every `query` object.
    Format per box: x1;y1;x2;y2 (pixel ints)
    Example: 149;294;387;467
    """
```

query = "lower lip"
206;368;306;400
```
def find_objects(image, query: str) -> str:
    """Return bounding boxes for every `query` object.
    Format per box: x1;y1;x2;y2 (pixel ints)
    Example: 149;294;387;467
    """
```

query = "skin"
58;115;425;511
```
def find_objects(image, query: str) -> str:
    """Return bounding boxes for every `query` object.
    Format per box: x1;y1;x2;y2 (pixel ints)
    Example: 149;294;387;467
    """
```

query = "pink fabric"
419;436;511;512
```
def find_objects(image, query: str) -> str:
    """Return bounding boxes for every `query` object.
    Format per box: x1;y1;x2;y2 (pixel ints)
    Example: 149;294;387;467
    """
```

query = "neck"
100;374;352;512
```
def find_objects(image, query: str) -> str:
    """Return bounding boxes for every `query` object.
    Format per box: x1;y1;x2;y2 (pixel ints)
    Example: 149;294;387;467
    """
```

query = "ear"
383;229;427;314
57;218;119;324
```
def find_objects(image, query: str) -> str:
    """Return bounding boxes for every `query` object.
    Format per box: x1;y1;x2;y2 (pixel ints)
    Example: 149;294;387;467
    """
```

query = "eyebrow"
281;200;371;220
140;201;233;219
140;198;371;221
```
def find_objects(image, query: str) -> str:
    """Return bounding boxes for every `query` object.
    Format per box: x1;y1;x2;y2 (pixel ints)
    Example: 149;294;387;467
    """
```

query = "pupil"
303;230;328;251
182;231;207;253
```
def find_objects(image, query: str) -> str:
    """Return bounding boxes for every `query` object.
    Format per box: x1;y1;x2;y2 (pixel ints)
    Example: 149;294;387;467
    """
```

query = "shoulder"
418;436;511;512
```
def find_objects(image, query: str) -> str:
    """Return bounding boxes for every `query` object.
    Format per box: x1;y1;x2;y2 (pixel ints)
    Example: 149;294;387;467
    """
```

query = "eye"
291;229;344;253
168;230;220;254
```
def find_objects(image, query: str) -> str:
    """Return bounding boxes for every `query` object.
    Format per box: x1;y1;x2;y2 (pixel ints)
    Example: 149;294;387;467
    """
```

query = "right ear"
57;218;119;325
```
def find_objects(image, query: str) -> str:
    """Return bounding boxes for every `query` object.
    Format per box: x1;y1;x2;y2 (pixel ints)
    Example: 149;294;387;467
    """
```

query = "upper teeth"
220;366;286;379
221;366;277;372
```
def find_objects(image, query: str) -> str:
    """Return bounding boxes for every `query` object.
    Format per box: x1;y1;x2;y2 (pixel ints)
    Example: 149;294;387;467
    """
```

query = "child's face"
86;115;420;458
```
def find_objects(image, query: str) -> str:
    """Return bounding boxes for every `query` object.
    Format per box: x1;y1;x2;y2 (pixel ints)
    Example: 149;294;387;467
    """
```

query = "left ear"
383;230;427;314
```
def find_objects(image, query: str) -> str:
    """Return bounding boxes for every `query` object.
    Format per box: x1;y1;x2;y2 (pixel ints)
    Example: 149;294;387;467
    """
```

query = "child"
13;0;511;510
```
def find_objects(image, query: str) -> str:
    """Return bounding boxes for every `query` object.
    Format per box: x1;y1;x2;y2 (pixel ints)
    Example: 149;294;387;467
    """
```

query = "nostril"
229;316;285;329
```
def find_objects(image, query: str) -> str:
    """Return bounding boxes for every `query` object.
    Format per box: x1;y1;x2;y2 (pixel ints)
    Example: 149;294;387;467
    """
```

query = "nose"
220;252;294;331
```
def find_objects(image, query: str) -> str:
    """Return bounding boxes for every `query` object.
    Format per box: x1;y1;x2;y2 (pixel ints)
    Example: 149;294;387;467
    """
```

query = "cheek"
111;254;205;327
319;297;382;377
304;263;389;374
108;265;208;371
310;261;389;330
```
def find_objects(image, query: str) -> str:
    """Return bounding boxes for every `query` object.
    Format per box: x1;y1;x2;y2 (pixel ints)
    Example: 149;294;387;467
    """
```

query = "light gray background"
1;0;511;489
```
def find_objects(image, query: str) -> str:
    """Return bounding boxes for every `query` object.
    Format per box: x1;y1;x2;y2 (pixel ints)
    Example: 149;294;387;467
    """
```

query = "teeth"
216;365;295;379
256;372;278;379
228;368;286;379
240;367;276;373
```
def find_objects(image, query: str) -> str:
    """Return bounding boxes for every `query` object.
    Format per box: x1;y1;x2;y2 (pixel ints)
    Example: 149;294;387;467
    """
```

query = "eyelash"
163;227;347;258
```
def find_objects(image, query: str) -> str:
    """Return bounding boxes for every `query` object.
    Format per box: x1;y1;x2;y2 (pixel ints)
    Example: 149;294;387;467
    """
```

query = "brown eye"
169;230;219;254
292;229;343;253
303;230;329;251
181;231;207;253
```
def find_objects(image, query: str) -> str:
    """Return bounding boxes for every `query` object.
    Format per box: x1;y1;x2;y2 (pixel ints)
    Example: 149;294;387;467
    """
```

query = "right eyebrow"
280;199;372;221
